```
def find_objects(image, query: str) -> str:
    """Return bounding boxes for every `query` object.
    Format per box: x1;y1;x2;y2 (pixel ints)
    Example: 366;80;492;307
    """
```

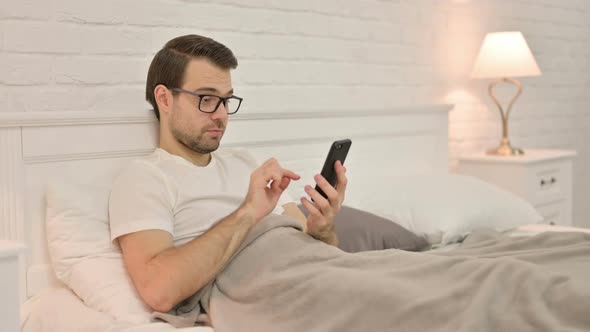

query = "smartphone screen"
315;139;352;199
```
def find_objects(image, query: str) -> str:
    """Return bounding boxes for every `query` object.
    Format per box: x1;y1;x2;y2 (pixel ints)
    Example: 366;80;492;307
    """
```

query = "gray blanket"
159;215;590;331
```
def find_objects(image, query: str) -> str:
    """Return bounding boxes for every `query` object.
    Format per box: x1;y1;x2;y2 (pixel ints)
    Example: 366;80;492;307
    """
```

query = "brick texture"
1;0;589;225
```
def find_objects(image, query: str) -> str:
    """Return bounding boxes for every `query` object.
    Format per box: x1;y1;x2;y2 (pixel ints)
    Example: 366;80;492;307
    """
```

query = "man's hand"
300;160;347;245
242;158;301;221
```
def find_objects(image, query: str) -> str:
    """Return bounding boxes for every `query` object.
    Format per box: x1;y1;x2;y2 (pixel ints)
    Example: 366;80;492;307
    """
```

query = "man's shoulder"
114;149;166;180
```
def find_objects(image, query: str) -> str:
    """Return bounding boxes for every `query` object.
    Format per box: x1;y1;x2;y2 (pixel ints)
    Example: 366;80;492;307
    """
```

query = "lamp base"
486;138;524;156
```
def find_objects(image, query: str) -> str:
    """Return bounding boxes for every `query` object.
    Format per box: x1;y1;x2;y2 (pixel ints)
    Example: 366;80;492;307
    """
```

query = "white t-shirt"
109;147;294;246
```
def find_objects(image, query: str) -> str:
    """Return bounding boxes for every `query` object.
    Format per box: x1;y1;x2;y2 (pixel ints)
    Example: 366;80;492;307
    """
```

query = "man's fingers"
300;197;321;218
262;170;282;188
260;159;300;182
334;160;348;195
304;185;331;215
313;174;339;204
263;163;297;193
259;163;281;184
270;178;281;191
282;169;301;180
269;163;300;181
263;157;278;167
278;177;291;191
301;197;333;235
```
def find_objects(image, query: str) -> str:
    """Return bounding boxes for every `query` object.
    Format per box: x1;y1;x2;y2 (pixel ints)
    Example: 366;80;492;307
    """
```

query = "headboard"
0;105;452;303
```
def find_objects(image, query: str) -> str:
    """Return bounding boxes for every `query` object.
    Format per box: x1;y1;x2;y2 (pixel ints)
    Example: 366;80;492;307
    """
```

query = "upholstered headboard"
0;105;452;303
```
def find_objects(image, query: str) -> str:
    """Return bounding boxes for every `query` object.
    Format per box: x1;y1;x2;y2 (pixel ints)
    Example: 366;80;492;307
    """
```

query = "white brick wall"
1;0;589;225
436;0;590;228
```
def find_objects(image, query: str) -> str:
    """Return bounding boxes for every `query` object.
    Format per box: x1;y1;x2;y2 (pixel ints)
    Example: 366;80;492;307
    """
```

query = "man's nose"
210;102;228;120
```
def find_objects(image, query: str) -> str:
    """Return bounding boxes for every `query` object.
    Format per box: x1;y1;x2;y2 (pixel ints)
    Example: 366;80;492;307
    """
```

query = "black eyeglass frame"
170;87;243;114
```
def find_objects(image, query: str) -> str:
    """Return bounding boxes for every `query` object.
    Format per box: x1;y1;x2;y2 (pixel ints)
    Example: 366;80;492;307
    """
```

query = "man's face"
169;58;233;154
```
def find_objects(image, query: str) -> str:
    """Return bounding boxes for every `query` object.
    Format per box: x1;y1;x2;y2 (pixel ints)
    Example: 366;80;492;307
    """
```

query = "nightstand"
0;240;26;332
457;149;577;226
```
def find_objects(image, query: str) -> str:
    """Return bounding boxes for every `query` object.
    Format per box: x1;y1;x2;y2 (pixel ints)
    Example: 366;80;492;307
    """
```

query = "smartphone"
314;139;352;199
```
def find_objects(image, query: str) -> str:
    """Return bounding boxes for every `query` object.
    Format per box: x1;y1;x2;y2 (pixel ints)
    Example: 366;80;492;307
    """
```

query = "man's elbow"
138;280;178;313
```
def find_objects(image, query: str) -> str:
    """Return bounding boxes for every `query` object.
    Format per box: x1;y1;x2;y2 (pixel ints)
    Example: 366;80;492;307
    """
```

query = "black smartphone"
315;139;352;199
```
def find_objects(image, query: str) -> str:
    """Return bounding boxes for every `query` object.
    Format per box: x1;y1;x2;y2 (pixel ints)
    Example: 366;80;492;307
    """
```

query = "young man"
109;34;348;313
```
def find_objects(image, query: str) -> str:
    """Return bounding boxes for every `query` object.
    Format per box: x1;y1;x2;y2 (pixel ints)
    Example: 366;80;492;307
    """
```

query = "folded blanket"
161;215;590;331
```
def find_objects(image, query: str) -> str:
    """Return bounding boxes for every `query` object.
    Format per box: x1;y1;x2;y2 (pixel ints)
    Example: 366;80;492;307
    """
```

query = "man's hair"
145;34;238;121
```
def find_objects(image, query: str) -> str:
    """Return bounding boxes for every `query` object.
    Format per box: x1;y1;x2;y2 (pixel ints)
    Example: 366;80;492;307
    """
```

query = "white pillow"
45;180;152;324
352;173;543;245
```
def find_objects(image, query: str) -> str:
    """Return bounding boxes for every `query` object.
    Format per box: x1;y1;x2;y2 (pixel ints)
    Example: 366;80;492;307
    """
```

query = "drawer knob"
550;177;556;184
549;221;556;226
540;179;546;186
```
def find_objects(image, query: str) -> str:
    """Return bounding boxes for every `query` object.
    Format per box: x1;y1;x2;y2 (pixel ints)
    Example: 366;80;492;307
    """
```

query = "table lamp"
471;31;542;156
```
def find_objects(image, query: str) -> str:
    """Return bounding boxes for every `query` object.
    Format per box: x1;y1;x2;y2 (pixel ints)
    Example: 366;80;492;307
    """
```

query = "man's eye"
202;96;215;104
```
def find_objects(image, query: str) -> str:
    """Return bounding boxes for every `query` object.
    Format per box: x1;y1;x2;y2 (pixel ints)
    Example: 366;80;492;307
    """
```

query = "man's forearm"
142;205;258;312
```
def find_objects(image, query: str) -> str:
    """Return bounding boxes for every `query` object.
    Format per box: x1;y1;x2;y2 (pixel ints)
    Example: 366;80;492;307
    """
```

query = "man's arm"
118;158;300;313
118;206;256;313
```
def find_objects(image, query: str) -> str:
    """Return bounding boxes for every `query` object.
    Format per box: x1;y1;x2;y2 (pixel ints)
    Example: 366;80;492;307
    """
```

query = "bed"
1;105;589;331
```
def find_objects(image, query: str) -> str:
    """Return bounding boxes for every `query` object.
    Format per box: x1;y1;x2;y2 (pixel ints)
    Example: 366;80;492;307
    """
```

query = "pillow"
45;180;152;324
352;173;543;245
298;205;429;252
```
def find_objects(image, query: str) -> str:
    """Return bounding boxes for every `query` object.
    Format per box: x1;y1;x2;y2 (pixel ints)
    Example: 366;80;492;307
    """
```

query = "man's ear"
154;84;173;116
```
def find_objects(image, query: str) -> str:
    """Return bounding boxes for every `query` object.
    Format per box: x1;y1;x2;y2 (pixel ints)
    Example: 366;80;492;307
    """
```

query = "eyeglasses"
171;87;243;114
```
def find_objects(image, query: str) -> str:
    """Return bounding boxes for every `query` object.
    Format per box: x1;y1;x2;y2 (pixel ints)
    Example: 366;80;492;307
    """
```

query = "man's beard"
170;118;225;155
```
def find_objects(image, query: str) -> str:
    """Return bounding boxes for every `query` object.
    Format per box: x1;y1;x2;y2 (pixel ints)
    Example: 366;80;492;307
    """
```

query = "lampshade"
471;31;542;79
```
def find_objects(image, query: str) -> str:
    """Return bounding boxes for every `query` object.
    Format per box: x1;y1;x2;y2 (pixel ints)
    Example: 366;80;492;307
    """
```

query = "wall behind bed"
1;0;589;224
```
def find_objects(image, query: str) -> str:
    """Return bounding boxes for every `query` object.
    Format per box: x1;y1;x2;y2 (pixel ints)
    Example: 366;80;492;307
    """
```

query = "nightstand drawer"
535;200;568;226
527;161;568;205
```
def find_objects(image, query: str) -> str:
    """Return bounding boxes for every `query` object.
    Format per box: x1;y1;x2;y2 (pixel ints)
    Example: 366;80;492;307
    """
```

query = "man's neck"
159;141;211;167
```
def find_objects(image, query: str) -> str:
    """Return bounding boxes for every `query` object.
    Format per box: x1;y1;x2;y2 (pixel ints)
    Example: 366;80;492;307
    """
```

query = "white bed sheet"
510;223;590;237
427;223;590;252
21;287;213;332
